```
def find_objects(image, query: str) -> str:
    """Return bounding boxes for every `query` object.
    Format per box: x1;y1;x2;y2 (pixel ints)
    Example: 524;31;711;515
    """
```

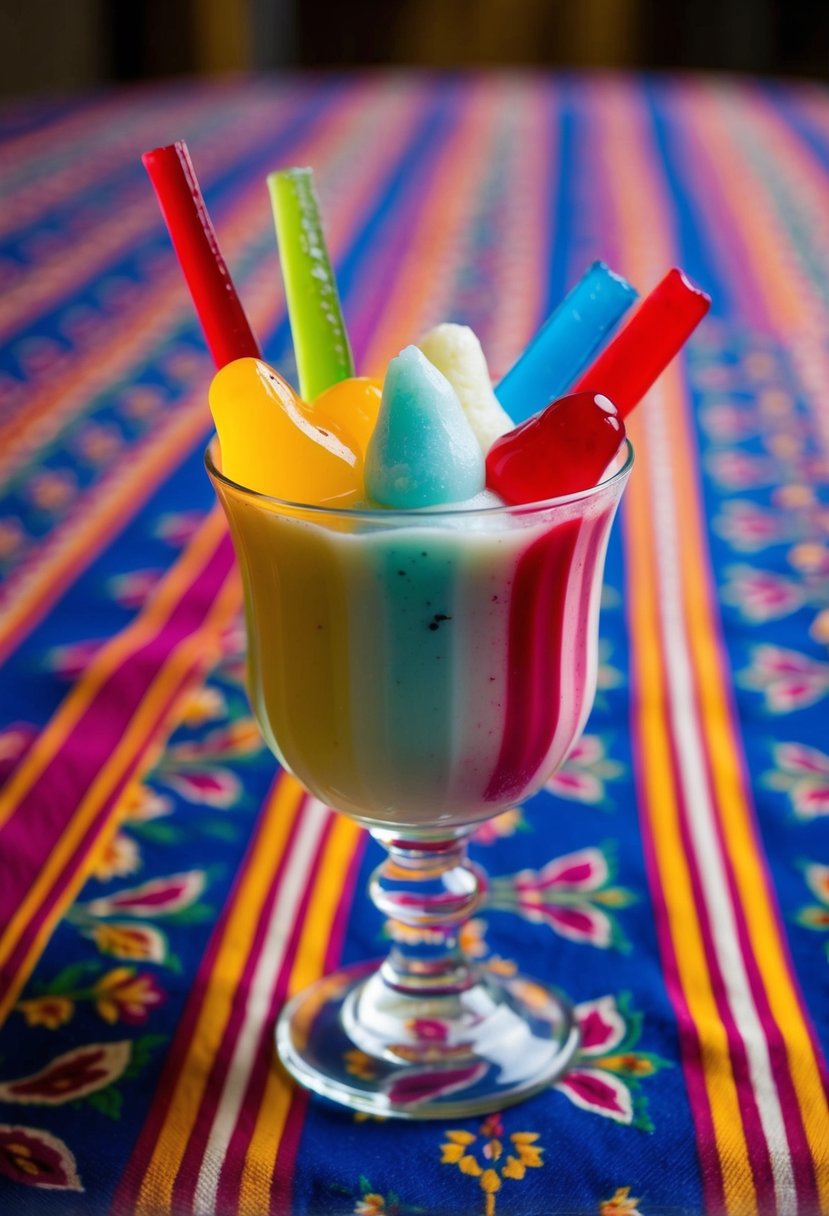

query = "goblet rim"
203;435;634;519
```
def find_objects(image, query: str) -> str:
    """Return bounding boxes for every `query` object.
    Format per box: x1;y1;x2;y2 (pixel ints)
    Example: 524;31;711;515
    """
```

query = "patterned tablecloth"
0;71;827;1216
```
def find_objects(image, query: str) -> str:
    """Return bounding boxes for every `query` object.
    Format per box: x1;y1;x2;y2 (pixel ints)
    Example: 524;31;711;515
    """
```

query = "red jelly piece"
486;391;625;504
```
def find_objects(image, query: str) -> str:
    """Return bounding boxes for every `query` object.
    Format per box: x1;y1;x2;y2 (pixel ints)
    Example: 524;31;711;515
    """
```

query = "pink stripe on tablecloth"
665;86;775;334
0;529;234;922
668;728;774;1207
676;444;823;1211
0;640;222;990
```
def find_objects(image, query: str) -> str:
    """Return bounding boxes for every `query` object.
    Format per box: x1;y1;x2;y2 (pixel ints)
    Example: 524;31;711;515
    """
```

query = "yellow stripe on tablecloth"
623;407;756;1216
136;772;306;1215
237;814;363;1216
672;85;829;1206
598;80;758;1211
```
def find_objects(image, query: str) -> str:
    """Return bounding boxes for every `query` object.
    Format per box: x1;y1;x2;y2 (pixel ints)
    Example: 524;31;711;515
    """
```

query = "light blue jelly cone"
366;346;484;509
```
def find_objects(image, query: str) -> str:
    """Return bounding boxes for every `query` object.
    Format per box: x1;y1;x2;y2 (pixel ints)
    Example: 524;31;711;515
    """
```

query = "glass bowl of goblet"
207;438;632;1119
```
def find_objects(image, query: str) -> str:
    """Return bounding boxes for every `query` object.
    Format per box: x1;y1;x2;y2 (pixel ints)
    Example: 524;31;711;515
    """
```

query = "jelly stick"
142;142;261;368
268;167;354;401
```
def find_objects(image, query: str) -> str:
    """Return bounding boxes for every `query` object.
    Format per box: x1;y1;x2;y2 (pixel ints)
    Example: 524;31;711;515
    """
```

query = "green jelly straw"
267;168;355;401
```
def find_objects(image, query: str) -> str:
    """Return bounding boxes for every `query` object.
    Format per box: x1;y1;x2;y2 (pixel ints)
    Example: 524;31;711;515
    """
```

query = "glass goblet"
207;439;632;1119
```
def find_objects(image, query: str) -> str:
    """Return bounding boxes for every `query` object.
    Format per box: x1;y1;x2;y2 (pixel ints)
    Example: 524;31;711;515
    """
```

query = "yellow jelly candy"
209;357;363;506
312;377;382;457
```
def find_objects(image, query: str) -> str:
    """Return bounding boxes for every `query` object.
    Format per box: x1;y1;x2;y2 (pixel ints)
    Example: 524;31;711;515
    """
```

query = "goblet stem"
276;821;580;1117
368;830;486;996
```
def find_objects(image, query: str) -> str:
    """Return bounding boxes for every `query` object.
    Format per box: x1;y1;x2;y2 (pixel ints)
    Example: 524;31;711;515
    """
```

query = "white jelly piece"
365;345;485;508
417;323;513;454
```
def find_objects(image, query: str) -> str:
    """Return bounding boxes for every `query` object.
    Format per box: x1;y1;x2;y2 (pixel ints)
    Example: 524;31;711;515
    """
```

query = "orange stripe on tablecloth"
597;80;757;1212
624;406;753;1215
670;360;829;1209
236;815;363;1216
0;568;242;1027
131;773;307;1215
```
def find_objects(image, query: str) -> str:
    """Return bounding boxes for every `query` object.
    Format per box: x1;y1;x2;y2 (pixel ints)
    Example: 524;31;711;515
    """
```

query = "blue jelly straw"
495;261;638;423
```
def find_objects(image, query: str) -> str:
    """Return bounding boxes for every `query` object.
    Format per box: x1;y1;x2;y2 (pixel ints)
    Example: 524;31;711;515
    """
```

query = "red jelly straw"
570;268;710;417
142;141;261;368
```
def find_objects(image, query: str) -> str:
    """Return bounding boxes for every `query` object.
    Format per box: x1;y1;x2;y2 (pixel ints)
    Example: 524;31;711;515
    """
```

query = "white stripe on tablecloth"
645;382;797;1215
192;796;331;1216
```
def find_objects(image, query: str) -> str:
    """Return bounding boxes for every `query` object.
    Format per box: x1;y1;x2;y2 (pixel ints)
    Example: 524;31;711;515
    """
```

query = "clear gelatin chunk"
417;322;513;453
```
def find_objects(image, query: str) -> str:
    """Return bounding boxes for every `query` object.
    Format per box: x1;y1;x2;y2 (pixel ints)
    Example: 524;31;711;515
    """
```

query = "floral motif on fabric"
68;870;211;968
351;1175;424;1214
472;807;526;845
794;862;829;959
440;1112;543;1215
486;845;636;950
106;568;164;609
44;638;105;681
0;1037;164;1122
153;510;205;547
151;718;264;808
740;645;829;713
721;564;805;623
0;1124;82;1191
599;1185;644;1215
15;963;165;1029
553;994;671;1131
0;1042;131;1106
765;742;829;819
545;735;625;807
93;833;142;882
714;499;793;552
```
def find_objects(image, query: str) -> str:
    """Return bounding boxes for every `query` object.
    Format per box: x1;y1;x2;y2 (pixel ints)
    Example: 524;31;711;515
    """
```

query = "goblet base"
275;960;579;1119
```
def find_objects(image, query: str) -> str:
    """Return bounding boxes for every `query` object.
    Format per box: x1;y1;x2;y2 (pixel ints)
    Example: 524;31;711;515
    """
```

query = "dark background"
1;0;828;97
